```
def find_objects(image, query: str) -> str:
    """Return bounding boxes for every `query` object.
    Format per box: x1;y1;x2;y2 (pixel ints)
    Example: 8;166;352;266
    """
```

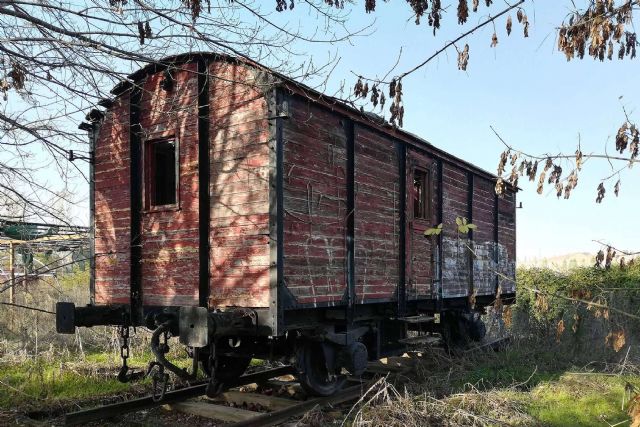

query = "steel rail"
64;365;296;426
229;381;369;427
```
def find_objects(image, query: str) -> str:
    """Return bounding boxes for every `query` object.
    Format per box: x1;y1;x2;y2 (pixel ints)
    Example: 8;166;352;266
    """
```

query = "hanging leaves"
472;0;479;12
0;78;9;102
564;170;579;199
614;179;621;196
605;246;616;269
536;172;545;194
428;0;443;35
457;44;470;70
184;0;207;20
137;22;145;45
365;0;375;13
575;149;583;170
558;1;637;62
527;160;538;181
491;32;498;47
595;249;605;268
547;165;563;185
497;149;509;176
389;79;404;127
370;84;379;107
506;15;512;36
596;182;606;203
458;0;469;25
406;0;429;25
354;77;364;97
495;177;505;196
509;165;518;188
9;61;26;90
616;122;629;153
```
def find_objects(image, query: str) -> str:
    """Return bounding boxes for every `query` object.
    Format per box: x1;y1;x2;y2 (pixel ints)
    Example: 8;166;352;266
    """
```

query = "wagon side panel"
472;176;497;296
139;63;200;307
209;62;271;308
406;149;437;301
94;95;131;305
281;97;347;306
354;125;400;303
497;189;516;295
441;163;471;299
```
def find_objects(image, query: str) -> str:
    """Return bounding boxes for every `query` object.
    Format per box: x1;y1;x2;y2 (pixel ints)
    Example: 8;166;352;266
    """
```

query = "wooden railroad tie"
166;353;433;425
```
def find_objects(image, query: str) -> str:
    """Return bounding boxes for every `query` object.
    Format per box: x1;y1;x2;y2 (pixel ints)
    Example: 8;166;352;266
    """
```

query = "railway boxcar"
57;53;517;396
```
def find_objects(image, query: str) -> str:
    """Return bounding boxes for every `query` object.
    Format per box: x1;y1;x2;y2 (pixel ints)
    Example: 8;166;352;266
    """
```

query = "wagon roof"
92;52;509;186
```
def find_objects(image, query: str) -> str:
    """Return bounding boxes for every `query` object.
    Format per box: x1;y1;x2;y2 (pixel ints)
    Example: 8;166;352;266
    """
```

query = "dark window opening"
146;139;177;208
413;169;430;220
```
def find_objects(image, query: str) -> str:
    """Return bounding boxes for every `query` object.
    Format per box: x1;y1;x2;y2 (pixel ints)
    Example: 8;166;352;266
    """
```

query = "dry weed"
346;377;536;427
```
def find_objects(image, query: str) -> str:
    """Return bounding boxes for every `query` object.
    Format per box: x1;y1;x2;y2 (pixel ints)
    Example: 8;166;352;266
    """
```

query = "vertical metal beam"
197;58;211;308
344;119;355;324
268;87;286;335
493;192;500;294
129;85;143;325
275;89;285;334
88;123;98;306
436;159;444;310
396;142;406;316
467;172;475;302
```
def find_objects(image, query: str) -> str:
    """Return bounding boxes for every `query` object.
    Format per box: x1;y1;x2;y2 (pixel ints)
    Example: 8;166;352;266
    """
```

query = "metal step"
397;315;435;324
398;335;441;346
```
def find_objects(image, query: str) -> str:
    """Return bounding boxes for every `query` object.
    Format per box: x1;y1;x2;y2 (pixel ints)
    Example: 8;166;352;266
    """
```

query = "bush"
509;263;640;365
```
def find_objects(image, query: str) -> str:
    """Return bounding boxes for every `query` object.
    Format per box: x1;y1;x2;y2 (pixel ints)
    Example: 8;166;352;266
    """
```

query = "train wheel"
467;313;487;342
295;341;346;397
200;353;251;381
441;312;486;350
441;312;470;350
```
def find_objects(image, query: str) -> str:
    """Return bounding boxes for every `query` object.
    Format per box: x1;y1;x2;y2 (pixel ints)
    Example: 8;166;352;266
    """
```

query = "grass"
354;360;639;426
514;373;636;426
0;356;139;410
0;348;193;410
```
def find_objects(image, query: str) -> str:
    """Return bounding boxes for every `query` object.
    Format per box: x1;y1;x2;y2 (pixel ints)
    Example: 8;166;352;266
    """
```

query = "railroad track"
62;337;510;426
63;356;416;426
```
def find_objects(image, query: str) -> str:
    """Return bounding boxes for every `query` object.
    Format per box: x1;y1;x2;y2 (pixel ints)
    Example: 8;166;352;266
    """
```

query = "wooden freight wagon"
57;53;516;396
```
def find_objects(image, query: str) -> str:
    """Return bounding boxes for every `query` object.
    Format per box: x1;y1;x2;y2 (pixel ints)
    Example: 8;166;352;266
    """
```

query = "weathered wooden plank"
165;400;259;422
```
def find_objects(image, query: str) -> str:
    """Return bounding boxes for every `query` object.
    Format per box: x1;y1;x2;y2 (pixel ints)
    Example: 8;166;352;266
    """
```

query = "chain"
117;325;131;383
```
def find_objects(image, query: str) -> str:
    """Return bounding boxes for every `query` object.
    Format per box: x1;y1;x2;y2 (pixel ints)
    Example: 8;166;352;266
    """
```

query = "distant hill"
519;252;596;270
519;252;638;270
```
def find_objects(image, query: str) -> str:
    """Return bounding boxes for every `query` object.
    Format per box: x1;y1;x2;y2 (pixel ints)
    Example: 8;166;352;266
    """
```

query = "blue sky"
288;1;639;260
50;1;639;260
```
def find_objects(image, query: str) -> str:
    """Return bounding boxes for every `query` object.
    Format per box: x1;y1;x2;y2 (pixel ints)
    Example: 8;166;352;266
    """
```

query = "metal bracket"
324;326;369;346
179;306;210;347
56;302;76;334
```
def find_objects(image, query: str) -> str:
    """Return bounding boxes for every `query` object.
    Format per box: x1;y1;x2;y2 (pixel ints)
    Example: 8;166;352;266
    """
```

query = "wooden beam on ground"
165;400;259;422
220;391;297;411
